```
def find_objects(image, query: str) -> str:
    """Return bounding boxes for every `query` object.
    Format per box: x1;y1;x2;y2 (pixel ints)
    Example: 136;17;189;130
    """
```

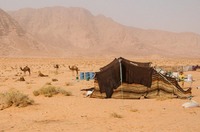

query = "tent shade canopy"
91;57;191;99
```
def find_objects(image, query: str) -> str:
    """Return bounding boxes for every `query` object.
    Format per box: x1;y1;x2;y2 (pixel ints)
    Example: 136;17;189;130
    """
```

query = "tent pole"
153;67;181;94
119;59;123;99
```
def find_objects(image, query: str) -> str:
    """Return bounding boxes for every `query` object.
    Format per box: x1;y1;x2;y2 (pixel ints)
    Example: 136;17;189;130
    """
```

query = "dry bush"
65;82;73;86
111;112;123;118
57;88;72;96
18;76;25;81
54;71;59;75
130;109;139;112
45;82;52;85
52;78;58;82
0;90;34;110
33;85;72;97
3;78;9;82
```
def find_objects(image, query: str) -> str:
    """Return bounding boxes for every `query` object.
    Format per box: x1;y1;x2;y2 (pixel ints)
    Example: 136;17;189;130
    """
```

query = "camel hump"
69;65;79;69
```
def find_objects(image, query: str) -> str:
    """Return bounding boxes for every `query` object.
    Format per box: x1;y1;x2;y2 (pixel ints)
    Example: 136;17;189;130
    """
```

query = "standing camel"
20;66;31;75
68;65;79;76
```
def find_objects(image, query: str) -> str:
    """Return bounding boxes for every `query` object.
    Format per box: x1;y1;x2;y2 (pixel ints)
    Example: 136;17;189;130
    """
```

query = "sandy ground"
0;57;200;132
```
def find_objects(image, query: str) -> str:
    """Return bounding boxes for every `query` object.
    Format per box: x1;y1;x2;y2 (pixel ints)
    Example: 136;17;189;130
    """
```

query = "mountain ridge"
0;8;51;57
0;6;199;58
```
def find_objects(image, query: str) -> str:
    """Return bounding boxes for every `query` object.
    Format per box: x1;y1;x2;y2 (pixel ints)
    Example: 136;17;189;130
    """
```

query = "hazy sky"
0;0;200;34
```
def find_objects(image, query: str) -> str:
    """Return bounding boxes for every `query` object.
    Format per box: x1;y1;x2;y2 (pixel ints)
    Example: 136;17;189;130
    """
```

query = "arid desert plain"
0;57;200;132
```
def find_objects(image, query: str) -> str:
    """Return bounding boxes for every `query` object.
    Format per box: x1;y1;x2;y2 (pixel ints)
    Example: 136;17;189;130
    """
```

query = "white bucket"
185;74;193;82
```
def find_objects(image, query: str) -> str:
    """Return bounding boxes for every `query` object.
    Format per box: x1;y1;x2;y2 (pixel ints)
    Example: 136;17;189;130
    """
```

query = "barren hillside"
4;6;200;57
0;9;49;57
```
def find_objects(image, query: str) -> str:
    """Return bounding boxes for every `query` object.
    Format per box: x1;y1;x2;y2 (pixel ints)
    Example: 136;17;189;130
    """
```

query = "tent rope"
153;67;181;95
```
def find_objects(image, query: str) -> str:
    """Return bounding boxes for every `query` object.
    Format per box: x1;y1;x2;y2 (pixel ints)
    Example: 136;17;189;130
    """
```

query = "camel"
18;76;25;81
38;71;48;77
54;64;59;69
20;66;31;75
68;65;79;76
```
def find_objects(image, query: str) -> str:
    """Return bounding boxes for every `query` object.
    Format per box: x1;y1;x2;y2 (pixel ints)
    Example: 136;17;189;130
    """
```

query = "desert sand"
0;57;200;132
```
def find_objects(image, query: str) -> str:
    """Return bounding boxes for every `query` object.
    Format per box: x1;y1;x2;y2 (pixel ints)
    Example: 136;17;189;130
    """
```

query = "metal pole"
119;59;123;99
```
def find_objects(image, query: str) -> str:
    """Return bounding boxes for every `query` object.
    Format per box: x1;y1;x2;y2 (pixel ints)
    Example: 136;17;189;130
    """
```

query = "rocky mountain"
4;6;200;57
0;8;49;57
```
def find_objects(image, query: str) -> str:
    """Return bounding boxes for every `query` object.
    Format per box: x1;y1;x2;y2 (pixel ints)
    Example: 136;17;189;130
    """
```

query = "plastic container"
89;72;95;80
85;72;90;81
80;72;84;80
187;74;193;82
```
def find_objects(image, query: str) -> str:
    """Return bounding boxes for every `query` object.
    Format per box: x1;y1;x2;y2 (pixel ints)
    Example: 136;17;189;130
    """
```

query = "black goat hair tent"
91;57;191;99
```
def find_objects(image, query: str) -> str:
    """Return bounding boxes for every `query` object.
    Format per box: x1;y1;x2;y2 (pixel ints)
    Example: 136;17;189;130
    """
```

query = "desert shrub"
33;85;72;97
52;78;58;82
0;90;34;110
65;82;73;86
33;91;40;96
54;71;59;75
130;109;139;112
18;76;25;81
57;88;72;96
45;82;52;85
111;112;123;118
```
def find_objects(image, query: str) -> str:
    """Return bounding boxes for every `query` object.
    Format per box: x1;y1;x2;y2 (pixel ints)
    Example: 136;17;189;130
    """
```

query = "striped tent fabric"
90;57;191;99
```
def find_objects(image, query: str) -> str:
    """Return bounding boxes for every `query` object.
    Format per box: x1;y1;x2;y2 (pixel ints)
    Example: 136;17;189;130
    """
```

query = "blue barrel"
80;72;84;80
89;72;95;80
85;72;90;81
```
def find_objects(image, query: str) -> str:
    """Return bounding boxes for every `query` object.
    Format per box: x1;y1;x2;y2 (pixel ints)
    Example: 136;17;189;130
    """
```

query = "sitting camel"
38;71;48;77
20;66;31;75
68;65;79;76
